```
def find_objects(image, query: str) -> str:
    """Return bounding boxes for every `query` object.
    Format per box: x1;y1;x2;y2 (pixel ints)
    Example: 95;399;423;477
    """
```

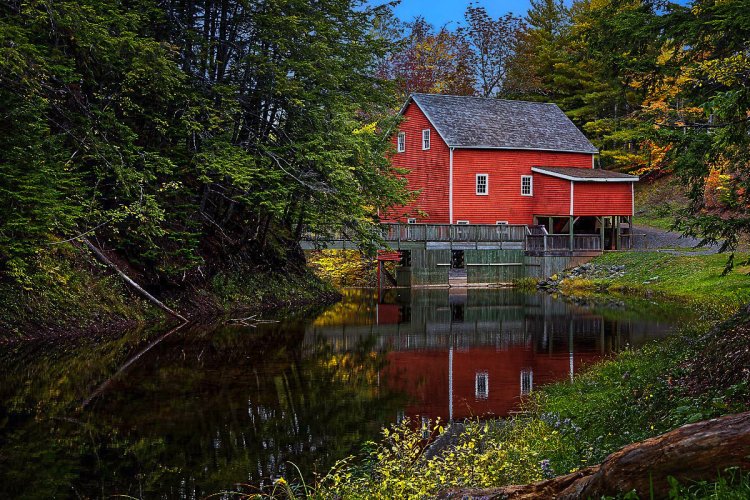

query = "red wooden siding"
383;347;601;420
381;100;634;223
574;182;633;216
452;149;592;224
533;174;571;217
382;102;450;223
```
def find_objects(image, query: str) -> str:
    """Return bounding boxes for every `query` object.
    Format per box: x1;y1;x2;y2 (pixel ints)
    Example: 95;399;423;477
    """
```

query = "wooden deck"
301;223;625;254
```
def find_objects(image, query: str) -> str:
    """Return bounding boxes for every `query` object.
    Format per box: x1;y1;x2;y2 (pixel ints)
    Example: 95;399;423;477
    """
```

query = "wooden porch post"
615;216;621;250
599;216;605;251
377;260;383;291
569;215;574;251
629;216;634;248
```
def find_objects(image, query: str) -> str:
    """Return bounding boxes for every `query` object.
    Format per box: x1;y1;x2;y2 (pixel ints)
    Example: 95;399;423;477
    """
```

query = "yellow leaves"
698;54;750;87
703;167;739;210
353;122;377;135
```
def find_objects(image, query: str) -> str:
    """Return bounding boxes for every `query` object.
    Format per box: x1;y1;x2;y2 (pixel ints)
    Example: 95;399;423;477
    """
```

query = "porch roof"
532;166;638;182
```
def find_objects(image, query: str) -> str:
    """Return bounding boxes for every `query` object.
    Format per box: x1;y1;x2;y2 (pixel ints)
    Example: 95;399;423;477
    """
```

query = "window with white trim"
521;175;533;196
496;221;508;225
475;371;489;399
422;129;430;150
407;218;417;224
397;132;405;152
456;220;470;225
476;173;488;195
520;368;534;395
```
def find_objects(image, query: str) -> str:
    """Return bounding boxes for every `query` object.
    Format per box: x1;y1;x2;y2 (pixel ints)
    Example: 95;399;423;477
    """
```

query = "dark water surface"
0;288;686;498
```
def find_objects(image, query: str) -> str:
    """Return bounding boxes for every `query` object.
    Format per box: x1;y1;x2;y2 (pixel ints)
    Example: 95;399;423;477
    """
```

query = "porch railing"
381;223;527;243
303;224;605;252
525;233;602;252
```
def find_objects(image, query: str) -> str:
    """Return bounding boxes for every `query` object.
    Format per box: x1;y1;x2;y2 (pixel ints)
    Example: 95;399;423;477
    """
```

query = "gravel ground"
630;224;720;255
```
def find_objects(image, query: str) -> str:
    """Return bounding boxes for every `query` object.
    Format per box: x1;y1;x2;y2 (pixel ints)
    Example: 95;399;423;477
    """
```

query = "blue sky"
385;0;533;27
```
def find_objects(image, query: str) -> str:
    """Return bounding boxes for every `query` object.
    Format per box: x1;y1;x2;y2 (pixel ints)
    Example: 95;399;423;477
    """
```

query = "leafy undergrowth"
663;469;750;500
209;263;339;313
306;249;376;289
255;308;750;499
589;251;750;311
1;245;338;340
0;246;153;340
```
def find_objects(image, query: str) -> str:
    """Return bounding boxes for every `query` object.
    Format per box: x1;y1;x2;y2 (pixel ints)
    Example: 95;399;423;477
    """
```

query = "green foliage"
511;276;539;291
0;0;409;294
666;469;750;500
505;0;750;251
312;417;572;498
209;265;337;312
0;246;153;337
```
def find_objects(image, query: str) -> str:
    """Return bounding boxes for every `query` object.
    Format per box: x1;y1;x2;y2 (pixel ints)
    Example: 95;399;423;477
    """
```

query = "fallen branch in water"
227;314;279;327
79;321;188;409
438;411;750;499
82;237;187;322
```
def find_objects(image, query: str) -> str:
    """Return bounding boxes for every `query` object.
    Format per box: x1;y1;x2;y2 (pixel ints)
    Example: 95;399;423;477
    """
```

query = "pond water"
0;288;685;498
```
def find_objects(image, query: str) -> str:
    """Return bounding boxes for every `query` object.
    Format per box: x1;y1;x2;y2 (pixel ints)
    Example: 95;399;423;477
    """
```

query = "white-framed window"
476;173;488;195
521;175;533;196
496;221;508;225
520;369;534;395
475;371;489;399
422;129;430;150
397;132;405;152
456;220;470;225
407;217;417;224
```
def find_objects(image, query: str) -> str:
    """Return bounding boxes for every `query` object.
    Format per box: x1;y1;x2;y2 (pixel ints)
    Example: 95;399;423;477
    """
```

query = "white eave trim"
454;145;599;155
531;167;639;183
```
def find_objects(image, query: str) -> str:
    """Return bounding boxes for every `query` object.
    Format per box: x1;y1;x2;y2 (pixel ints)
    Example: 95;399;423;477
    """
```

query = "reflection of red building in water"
383;346;601;422
305;288;673;423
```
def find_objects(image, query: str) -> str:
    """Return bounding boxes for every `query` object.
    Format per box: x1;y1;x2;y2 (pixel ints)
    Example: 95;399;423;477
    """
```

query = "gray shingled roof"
407;93;598;154
532;166;638;182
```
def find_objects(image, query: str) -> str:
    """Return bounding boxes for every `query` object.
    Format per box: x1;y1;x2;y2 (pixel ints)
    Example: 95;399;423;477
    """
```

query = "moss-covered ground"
0;245;337;341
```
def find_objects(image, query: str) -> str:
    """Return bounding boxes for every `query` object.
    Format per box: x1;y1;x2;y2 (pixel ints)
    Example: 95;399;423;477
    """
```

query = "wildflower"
539;459;554;479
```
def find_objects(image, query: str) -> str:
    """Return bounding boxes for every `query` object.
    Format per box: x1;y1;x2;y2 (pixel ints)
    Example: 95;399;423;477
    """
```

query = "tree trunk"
83;238;188;323
438;411;750;499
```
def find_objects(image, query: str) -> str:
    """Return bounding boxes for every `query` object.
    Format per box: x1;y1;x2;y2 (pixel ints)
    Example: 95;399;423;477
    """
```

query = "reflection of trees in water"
0;323;405;498
0;290;687;498
306;288;677;354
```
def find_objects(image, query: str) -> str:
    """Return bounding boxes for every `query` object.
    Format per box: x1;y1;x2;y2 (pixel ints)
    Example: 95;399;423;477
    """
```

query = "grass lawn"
591;251;750;311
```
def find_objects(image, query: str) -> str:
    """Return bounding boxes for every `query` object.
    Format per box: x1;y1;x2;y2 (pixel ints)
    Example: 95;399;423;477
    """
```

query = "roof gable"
404;93;598;154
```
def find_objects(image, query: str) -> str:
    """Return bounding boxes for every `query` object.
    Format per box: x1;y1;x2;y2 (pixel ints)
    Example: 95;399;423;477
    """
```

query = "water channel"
0;288;687;498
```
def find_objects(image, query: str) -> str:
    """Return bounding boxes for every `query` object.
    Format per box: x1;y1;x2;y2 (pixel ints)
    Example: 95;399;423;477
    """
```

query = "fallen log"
438;411;750;499
82;237;188;322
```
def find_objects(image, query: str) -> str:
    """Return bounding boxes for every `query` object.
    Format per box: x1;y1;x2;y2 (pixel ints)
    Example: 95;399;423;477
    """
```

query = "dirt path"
630;224;719;255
